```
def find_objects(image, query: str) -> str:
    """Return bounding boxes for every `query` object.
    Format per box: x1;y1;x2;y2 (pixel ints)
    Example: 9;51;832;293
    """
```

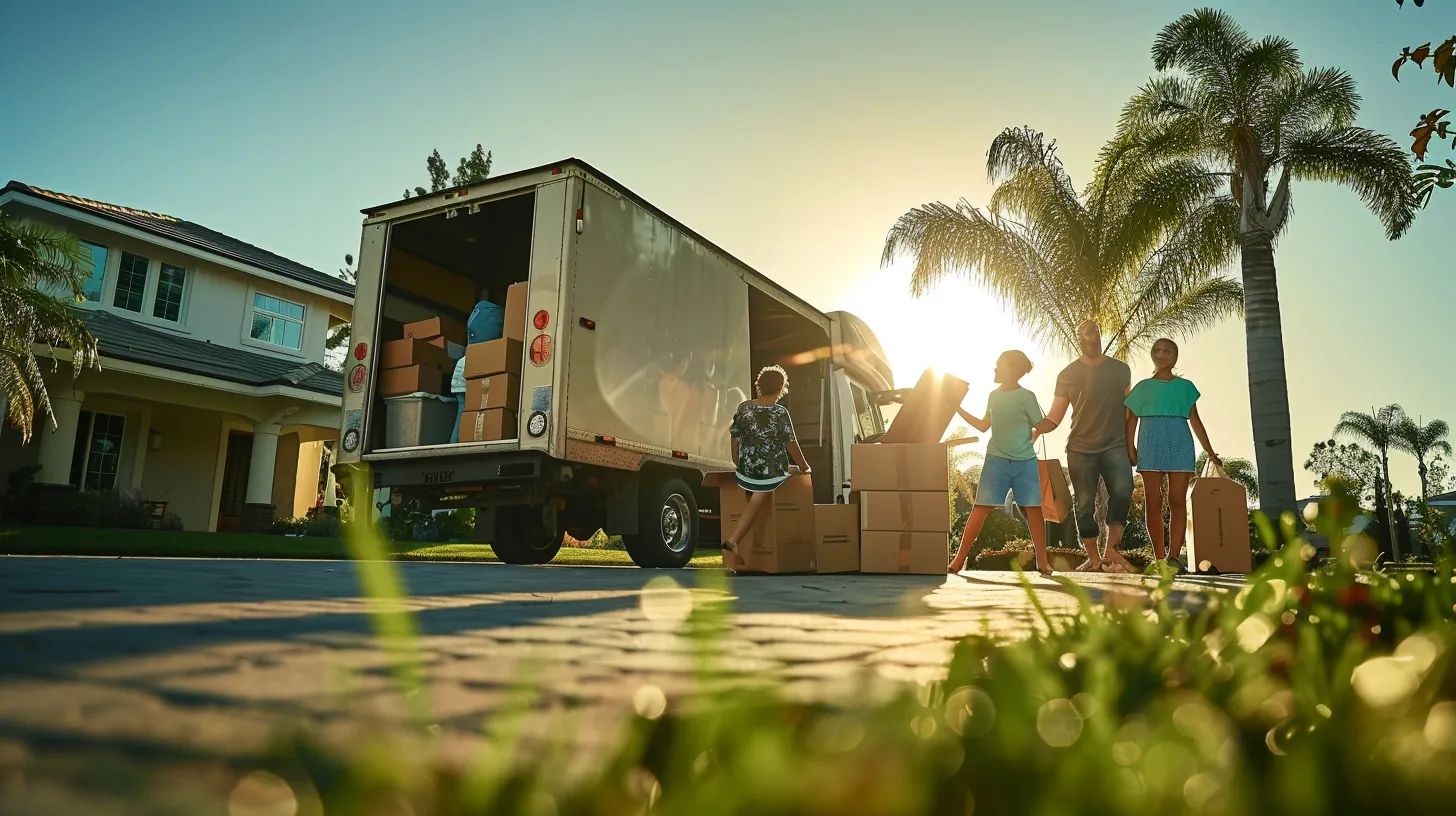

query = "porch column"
242;423;280;531
36;388;85;486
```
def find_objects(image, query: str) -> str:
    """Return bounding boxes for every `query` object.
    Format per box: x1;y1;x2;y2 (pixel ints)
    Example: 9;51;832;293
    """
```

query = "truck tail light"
533;310;550;330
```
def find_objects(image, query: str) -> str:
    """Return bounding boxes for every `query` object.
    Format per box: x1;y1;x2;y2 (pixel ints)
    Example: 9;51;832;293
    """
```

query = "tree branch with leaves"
1392;0;1456;203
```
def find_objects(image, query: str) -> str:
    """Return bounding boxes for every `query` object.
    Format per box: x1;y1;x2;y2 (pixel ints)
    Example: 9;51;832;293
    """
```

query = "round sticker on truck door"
529;334;552;366
348;364;367;393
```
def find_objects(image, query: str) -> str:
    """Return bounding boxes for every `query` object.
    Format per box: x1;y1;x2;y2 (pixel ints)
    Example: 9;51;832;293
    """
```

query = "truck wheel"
623;478;699;568
492;505;564;565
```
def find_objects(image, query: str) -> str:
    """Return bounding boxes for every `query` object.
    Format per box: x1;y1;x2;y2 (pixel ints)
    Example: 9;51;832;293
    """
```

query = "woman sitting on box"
722;365;812;563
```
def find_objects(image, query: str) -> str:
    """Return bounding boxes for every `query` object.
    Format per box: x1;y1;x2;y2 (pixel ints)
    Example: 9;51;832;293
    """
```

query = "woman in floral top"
723;365;811;560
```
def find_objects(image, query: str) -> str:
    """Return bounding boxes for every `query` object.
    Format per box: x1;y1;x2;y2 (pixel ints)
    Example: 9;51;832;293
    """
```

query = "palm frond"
1281;127;1418;239
1116;276;1244;356
1152;9;1254;91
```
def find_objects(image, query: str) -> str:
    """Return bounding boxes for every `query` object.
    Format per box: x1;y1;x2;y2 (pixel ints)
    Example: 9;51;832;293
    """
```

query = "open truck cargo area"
335;159;895;568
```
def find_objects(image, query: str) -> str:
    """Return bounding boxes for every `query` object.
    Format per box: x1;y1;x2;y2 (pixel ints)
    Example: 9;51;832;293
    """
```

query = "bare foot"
1074;558;1103;572
1104;548;1136;574
1037;560;1054;577
948;560;966;574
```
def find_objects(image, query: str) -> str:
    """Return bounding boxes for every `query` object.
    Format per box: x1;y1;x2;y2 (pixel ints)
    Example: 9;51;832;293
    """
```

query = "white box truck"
335;159;897;568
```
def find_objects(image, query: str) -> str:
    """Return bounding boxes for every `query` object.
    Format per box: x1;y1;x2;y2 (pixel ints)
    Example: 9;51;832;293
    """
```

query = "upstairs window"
152;263;186;321
250;293;304;350
112;252;149;312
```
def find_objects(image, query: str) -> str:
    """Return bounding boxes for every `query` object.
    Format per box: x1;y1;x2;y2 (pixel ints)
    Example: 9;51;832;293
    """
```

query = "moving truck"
335;159;897;568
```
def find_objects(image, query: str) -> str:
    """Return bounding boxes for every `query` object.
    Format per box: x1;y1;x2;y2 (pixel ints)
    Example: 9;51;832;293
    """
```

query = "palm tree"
1336;405;1409;558
0;216;99;442
1196;451;1260;503
1116;9;1418;524
882;126;1244;362
1393;415;1452;500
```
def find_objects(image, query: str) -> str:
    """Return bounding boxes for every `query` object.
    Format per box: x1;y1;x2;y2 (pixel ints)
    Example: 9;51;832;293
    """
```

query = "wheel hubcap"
660;494;691;553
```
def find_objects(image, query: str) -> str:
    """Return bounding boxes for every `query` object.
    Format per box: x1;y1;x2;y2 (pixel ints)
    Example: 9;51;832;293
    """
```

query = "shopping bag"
1189;460;1252;574
1037;439;1073;523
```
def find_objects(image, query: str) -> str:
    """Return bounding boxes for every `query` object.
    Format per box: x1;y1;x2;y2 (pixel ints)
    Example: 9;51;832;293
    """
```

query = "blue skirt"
1137;416;1196;473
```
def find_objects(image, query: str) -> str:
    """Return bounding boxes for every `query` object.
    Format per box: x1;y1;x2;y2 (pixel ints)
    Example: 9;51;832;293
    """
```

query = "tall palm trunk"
1380;449;1402;560
1239;234;1298;523
1416;455;1430;501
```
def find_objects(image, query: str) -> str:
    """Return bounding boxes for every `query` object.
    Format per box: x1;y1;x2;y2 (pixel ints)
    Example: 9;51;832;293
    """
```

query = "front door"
216;431;253;532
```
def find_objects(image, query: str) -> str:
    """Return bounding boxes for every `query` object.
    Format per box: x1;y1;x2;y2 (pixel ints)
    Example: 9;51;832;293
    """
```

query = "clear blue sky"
3;0;1452;496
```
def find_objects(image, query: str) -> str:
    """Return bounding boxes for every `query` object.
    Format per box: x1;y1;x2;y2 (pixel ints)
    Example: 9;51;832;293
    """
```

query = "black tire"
492;505;564;565
623;477;699;568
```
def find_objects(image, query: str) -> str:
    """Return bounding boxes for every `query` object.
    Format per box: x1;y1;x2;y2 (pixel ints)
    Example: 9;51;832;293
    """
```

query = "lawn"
0;526;724;568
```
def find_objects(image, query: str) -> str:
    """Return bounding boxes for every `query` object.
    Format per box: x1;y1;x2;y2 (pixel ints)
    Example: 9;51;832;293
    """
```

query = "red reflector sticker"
529;334;552;366
533;310;550;330
353;342;368;361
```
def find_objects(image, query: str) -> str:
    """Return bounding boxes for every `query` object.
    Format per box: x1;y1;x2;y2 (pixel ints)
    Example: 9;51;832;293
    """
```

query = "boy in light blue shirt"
949;350;1056;575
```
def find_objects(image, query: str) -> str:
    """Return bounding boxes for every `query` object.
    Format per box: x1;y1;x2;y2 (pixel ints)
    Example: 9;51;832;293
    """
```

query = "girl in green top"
950;350;1057;576
1124;338;1221;569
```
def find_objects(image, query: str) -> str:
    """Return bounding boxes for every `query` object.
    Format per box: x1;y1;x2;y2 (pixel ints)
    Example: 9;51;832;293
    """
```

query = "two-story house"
0;181;353;531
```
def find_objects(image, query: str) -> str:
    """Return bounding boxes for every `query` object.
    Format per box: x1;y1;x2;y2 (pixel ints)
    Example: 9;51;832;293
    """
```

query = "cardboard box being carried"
704;473;816;574
458;408;517;443
462;373;520;412
814;504;861;573
464;338;524;379
1189;467;1253;573
380;365;445;397
504;281;529;342
860;491;950;533
860;531;948;575
879;368;969;445
403;315;468;347
851;443;949;493
380;338;455;372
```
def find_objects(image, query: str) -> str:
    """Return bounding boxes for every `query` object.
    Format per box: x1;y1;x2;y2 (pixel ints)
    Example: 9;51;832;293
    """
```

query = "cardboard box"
880;368;970;444
851;443;948;493
425;337;467;360
380;338;455;372
814;504;860;573
504;281;529;342
389;250;476;310
380;365;444;397
1189;473;1253;573
458;408;517;443
462;373;520;412
859;491;950;533
860;531;948;575
704;473;816;573
403;315;468;347
463;338;524;379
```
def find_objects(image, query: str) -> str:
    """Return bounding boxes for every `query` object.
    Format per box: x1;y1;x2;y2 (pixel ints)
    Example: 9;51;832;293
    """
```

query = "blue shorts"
974;454;1041;507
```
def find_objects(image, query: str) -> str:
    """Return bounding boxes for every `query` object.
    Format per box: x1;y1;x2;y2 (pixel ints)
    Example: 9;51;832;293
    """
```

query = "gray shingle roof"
3;181;353;299
83;310;343;397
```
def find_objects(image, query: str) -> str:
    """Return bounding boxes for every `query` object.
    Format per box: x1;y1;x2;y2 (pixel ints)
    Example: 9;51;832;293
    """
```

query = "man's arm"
1040;394;1070;429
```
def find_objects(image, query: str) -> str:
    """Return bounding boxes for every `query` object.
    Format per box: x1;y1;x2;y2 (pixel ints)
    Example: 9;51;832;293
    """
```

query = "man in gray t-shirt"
1039;320;1135;572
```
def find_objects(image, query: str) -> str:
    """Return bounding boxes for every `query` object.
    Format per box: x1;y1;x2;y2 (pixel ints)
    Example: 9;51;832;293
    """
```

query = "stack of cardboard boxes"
379;316;466;448
457;282;528;443
707;368;966;576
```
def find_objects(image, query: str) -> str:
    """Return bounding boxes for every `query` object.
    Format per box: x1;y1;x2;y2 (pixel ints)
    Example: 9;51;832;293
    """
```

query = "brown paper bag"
1189;462;1252;574
1038;458;1072;523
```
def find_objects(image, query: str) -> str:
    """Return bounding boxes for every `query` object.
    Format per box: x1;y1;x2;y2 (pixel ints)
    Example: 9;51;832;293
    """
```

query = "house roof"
2;181;353;299
1429;490;1456;505
82;310;343;397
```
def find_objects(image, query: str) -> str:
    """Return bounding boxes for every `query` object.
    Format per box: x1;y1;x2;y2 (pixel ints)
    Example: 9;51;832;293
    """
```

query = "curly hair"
755;365;789;399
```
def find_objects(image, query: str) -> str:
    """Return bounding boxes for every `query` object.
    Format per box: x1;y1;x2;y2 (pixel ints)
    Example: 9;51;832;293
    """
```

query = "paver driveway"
0;555;1240;813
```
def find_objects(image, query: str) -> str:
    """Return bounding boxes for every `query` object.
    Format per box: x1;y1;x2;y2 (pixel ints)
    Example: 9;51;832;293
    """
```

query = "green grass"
0;526;724;568
258;485;1456;815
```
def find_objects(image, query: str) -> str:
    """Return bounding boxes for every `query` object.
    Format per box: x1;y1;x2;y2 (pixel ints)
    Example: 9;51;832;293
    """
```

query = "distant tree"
1392;414;1452;499
404;144;493;199
324;254;356;371
1305;439;1382;506
0;216;99;440
1427;455;1455;494
1336;405;1410;558
1196;451;1260;503
1392;0;1456;202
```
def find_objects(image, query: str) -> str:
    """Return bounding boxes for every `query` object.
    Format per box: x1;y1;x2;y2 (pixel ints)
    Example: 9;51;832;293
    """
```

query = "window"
67;411;126;491
112;252;149;312
850;382;886;442
38;240;107;302
250;293;305;350
152;263;186;321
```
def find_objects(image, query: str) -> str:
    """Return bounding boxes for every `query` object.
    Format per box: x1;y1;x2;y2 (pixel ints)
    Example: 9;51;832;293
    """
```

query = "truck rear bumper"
361;449;555;489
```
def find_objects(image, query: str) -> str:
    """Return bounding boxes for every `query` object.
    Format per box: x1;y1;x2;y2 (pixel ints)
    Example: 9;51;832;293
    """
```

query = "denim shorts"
974;455;1042;507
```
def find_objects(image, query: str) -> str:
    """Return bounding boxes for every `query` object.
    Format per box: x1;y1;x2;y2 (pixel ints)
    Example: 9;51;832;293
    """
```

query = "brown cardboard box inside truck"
458;408;517;443
859;491;951;533
850;443;949;493
380;338;455;372
462;373;520;412
380;365;445;397
464;338;524;379
813;504;860;573
403;315;468;347
704;473;816;574
504;281;529;342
